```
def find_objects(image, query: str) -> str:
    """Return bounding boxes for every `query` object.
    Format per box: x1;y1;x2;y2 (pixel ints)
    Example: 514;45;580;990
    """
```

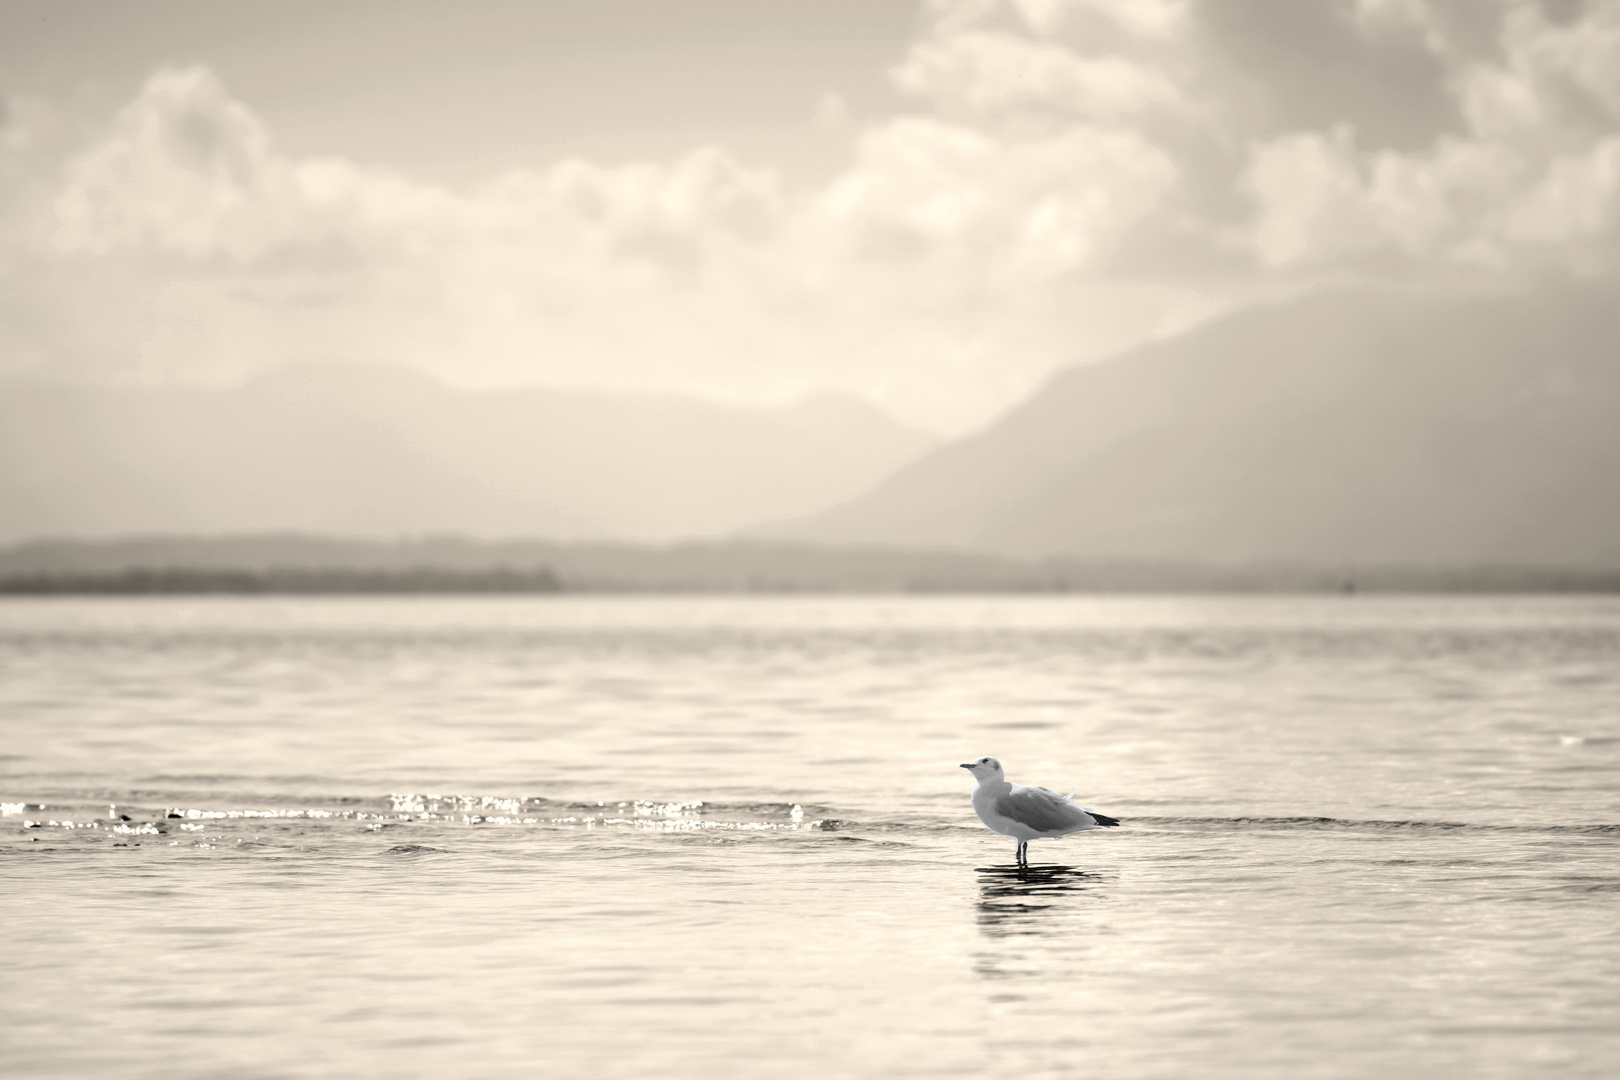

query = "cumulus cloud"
1244;0;1620;271
51;67;782;274
815;117;1174;279
1501;136;1620;245
1245;127;1522;266
18;39;1196;430
5;1;1620;431
1012;0;1189;39
34;68;810;394
891;30;1183;122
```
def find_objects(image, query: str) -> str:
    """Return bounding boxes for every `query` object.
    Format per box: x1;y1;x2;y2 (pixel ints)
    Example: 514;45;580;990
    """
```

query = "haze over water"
4;594;1618;1079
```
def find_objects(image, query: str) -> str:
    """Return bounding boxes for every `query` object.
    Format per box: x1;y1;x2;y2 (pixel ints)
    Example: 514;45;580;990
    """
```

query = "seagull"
960;756;1119;866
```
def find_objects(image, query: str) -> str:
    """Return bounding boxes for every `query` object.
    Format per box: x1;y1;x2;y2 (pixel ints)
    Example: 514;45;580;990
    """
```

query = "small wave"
387;793;716;819
12;794;1612;843
1132;815;1620;836
4;791;836;838
383;792;823;831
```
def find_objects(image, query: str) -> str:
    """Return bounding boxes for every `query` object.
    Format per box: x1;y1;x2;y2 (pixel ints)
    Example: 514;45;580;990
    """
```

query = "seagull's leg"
1015;840;1026;866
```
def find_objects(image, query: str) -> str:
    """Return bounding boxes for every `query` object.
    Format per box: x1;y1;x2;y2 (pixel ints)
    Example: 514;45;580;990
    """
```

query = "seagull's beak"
959;763;974;769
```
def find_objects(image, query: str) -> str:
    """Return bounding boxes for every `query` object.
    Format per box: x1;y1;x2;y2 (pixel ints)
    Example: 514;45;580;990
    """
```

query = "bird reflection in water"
972;865;1111;993
975;864;1108;937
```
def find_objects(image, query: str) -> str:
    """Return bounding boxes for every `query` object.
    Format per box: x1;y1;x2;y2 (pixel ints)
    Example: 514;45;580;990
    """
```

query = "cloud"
1245;126;1521;266
891;29;1183;122
1501;136;1620;245
19;50;1194;431
814;116;1175;280
1241;1;1620;271
54;68;276;258
34;68;806;388
6;1;1620;432
1012;0;1189;39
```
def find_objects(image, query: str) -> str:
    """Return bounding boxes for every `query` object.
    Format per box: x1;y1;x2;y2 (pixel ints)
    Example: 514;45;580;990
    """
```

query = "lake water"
3;595;1618;1079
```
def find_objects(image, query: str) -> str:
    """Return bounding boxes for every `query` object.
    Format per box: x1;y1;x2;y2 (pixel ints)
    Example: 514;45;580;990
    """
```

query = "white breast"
971;785;1038;840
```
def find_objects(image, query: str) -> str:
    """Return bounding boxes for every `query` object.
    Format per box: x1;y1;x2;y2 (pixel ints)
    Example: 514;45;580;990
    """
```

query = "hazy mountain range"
0;365;936;544
3;283;1617;572
767;284;1620;568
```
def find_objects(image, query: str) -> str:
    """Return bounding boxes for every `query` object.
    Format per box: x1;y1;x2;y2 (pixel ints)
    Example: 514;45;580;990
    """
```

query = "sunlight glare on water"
2;595;1618;1079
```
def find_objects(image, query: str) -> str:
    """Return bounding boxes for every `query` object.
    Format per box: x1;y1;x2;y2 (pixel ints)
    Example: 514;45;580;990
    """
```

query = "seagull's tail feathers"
1066;786;1121;828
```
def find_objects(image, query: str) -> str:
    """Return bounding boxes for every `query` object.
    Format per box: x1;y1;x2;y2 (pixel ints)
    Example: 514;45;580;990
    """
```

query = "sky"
2;0;1618;433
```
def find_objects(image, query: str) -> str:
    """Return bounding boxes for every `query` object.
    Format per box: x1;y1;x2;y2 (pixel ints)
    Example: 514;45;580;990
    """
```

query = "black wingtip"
1090;812;1121;828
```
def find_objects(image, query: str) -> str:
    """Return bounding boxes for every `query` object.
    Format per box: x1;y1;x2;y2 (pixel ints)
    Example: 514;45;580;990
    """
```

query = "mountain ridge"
763;284;1620;566
0;364;937;544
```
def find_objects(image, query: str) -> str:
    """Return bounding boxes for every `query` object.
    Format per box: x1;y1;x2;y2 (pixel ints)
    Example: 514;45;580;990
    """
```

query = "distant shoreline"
0;567;564;595
3;563;1620;595
2;542;1618;596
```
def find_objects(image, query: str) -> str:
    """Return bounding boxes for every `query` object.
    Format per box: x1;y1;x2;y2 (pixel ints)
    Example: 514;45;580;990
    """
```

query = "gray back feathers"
993;785;1098;834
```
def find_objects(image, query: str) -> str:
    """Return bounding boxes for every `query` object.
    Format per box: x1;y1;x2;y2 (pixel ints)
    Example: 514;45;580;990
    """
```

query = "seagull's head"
959;756;1004;783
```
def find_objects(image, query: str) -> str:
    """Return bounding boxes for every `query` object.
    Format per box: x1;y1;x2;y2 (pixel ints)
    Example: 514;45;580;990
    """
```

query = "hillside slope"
768;285;1620;566
0;365;936;543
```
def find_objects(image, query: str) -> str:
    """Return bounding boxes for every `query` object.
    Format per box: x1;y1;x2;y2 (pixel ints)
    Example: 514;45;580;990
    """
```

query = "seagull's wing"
994;784;1096;834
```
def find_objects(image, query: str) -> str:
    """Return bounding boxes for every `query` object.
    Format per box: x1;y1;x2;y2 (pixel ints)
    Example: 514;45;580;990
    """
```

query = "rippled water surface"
3;595;1618;1079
